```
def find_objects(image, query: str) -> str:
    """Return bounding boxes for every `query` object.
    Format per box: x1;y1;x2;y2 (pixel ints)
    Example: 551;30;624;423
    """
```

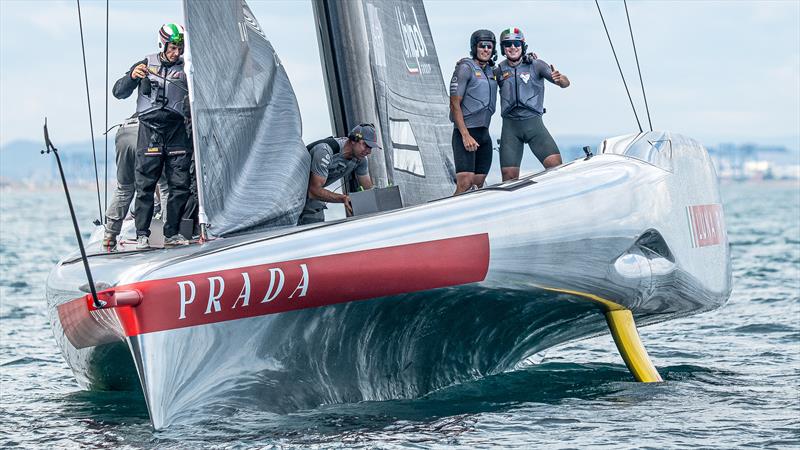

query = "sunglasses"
502;41;523;48
477;42;494;50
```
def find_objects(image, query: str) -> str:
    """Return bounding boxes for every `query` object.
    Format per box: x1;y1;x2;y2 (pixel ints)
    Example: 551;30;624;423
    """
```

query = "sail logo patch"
687;204;725;248
395;5;432;75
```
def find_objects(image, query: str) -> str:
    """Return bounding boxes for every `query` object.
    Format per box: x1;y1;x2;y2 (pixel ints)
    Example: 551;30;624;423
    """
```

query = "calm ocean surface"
1;182;798;448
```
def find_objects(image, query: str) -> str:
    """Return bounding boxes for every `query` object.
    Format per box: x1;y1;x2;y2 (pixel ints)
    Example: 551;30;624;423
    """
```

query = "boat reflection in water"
46;0;731;429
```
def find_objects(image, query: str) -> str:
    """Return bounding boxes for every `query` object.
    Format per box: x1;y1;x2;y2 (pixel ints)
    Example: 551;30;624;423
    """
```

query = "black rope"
595;0;643;133
103;0;109;222
76;0;104;222
624;0;653;132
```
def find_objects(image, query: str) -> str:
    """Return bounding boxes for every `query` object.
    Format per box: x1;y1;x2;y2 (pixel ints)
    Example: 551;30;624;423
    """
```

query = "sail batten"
183;0;309;236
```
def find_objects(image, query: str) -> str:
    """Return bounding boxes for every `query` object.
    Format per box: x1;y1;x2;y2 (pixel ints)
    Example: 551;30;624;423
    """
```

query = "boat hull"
47;132;732;428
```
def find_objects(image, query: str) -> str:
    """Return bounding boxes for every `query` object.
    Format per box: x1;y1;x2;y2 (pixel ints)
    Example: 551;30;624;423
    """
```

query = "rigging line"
76;0;104;222
103;0;109;222
595;0;643;133
624;0;653;132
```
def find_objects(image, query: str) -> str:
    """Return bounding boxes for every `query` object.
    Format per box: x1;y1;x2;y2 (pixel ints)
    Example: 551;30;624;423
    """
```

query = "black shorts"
452;127;493;175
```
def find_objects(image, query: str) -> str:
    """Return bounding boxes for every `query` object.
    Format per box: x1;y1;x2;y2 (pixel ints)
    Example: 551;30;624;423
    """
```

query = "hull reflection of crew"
112;23;192;250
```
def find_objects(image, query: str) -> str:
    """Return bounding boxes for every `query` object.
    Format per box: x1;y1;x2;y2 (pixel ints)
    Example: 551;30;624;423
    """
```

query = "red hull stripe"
78;234;490;337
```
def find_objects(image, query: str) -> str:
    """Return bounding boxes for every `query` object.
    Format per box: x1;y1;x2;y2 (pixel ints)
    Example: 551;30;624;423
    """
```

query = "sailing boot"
164;234;189;246
136;235;150;250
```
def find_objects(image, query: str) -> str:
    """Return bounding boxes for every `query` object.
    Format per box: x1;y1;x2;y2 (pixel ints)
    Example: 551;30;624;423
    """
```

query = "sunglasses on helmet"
477;42;494;49
502;40;523;48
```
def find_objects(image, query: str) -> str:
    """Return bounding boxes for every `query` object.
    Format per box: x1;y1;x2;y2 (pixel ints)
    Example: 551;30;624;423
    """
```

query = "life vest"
449;58;497;123
136;53;187;118
497;59;548;118
305;137;341;154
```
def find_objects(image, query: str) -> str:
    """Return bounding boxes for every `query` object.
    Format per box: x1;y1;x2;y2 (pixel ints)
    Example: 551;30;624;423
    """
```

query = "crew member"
101;114;169;250
449;29;498;195
298;123;378;225
496;27;570;181
112;23;192;249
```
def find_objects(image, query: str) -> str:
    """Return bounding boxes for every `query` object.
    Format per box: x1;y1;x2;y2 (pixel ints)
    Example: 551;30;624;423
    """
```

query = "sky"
0;0;798;149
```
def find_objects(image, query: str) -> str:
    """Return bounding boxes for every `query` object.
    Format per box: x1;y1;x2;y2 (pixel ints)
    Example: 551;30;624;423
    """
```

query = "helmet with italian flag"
158;23;185;51
499;27;527;56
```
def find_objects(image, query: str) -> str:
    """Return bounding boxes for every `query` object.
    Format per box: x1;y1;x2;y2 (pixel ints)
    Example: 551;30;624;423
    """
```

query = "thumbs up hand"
551;64;570;87
550;64;564;84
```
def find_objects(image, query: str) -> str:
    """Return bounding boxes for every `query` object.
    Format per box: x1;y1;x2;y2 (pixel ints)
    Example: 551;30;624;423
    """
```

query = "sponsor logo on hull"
69;235;490;338
687;204;726;248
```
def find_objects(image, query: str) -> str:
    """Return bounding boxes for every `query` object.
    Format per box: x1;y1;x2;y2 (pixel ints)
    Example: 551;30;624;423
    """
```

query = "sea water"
1;182;798;448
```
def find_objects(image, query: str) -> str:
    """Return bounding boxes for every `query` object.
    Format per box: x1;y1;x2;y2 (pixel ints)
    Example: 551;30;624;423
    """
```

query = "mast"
311;0;389;190
311;0;456;204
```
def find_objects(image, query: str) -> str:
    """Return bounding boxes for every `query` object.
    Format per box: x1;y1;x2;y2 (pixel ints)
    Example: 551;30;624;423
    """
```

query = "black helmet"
469;29;497;64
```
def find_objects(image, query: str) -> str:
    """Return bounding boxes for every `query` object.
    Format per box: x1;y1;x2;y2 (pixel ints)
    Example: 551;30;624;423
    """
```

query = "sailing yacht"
46;0;731;429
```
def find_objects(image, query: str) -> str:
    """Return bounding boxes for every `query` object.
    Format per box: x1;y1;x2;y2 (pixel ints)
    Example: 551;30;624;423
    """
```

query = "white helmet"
158;23;185;51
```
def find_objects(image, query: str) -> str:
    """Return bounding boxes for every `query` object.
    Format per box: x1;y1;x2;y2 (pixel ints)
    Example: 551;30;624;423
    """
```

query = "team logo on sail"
395;6;431;75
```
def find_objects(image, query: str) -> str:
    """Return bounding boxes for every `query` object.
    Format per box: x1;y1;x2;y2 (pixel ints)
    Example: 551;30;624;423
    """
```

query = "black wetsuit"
113;56;192;238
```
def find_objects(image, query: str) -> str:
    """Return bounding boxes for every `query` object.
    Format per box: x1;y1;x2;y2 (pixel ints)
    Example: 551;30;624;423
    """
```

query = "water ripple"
0;184;798;448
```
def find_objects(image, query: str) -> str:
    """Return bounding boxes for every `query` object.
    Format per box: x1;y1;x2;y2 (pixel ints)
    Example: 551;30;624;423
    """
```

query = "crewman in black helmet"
448;29;498;195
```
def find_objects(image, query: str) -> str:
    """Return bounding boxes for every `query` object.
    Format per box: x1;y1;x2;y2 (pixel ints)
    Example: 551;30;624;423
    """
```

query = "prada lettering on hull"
78;235;490;337
176;263;310;320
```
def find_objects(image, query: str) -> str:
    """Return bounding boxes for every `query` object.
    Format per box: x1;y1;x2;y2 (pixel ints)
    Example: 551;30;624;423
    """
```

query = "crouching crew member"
298;124;378;225
112;23;193;249
496;27;570;181
449;29;498;195
101;114;139;250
